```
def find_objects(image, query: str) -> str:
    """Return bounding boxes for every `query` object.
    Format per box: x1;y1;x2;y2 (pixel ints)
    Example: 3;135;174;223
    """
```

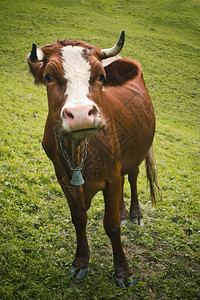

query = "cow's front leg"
103;172;136;288
63;187;90;280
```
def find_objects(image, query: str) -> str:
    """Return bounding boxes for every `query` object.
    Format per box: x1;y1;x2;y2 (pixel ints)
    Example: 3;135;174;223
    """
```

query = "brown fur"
104;58;139;86
26;38;159;283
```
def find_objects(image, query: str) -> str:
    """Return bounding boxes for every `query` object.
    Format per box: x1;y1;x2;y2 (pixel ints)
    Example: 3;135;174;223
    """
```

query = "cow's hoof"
76;268;89;280
115;275;136;288
69;266;89;280
131;217;144;226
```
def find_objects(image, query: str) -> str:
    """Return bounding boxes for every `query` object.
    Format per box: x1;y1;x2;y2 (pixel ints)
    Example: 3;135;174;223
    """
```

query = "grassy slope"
0;0;199;299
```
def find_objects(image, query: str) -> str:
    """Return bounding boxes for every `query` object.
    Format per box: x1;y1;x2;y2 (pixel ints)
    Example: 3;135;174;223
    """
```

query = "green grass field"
0;0;199;299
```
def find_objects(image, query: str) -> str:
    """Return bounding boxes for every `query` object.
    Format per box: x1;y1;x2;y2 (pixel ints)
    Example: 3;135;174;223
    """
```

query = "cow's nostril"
66;112;74;119
63;109;74;120
88;105;98;117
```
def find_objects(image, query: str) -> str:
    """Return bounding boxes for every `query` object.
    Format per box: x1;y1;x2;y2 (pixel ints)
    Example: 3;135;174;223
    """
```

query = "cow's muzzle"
61;103;105;138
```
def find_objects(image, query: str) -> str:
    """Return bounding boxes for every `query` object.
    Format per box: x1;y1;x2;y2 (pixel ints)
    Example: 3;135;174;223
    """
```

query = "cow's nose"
88;105;98;118
62;104;99;130
62;108;74;123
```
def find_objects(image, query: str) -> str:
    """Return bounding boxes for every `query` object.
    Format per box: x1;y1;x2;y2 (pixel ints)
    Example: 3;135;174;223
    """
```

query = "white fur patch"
36;48;45;61
61;46;91;105
60;45;102;134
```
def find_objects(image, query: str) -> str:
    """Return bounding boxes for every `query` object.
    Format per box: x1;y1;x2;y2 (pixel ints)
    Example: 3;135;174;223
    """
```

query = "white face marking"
61;46;91;105
60;45;103;135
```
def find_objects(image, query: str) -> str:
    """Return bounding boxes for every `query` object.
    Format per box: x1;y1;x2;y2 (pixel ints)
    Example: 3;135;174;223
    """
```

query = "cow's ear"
104;59;139;86
26;55;44;84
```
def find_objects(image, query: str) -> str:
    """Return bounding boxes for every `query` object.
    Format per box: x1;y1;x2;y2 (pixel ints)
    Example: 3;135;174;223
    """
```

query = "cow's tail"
145;145;161;205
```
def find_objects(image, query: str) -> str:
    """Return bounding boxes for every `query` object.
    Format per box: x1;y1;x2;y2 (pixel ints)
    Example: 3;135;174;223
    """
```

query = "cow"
26;30;159;288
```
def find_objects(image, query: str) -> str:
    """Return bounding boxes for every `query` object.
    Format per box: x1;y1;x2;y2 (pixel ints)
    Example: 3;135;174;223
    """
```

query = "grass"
0;0;199;299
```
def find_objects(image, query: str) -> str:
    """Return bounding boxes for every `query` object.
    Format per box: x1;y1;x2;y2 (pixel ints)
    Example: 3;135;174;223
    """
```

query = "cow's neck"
62;137;88;169
54;128;89;186
64;138;81;167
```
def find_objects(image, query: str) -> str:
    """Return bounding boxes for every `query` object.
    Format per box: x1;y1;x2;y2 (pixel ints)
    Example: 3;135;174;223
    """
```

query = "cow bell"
71;169;85;186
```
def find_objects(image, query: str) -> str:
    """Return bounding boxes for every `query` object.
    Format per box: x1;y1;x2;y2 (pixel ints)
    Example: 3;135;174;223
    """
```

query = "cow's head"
26;30;138;141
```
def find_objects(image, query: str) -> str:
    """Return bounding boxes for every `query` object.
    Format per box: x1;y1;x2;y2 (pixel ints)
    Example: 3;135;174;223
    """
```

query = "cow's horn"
101;30;125;59
28;43;45;62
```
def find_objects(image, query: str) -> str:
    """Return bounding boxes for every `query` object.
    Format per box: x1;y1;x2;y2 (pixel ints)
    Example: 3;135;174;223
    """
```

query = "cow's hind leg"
119;175;128;226
129;167;144;225
103;172;136;288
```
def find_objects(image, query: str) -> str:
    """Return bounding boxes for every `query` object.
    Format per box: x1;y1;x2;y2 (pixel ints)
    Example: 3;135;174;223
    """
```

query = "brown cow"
26;30;159;288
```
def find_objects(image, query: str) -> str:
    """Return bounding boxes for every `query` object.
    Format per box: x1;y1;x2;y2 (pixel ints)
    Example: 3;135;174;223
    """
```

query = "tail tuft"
145;145;161;205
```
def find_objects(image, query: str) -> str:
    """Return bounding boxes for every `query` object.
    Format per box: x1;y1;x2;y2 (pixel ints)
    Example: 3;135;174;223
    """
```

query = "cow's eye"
98;74;105;82
44;74;53;83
